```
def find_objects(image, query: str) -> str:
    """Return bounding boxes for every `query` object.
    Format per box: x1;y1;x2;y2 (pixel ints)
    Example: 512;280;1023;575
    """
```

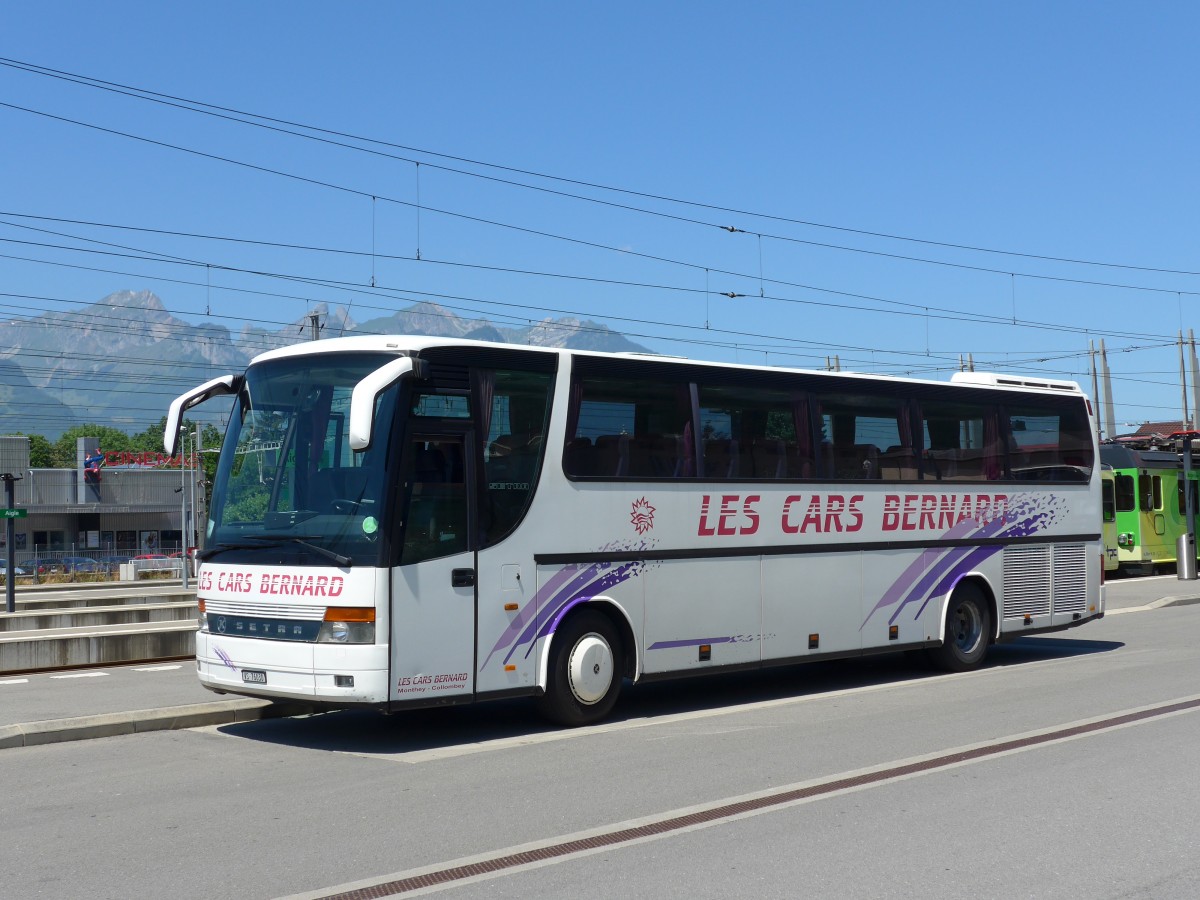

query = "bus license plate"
242;670;268;684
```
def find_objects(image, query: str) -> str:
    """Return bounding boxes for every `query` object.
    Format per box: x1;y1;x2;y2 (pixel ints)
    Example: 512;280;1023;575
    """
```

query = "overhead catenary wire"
1;57;1195;432
4;54;1200;279
0;215;1189;346
0;214;1190;393
4;98;1200;306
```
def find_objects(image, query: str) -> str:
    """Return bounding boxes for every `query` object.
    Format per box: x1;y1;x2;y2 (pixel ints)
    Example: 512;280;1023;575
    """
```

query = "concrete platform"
0;583;198;674
0;620;197;672
0;602;196;632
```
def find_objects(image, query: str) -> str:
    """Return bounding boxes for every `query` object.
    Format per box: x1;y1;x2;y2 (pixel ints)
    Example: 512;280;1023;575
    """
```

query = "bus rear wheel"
928;583;991;672
537;609;622;726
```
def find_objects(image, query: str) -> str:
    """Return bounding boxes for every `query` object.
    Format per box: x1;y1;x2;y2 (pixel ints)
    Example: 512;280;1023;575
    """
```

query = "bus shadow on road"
988;635;1124;665
214;636;1124;755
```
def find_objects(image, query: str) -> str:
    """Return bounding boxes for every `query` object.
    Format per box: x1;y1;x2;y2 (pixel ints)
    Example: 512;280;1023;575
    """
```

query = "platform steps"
0;587;197;674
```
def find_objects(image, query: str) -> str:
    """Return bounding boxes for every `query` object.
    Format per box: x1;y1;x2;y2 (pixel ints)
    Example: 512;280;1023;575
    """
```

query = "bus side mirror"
349;357;428;452
165;375;241;456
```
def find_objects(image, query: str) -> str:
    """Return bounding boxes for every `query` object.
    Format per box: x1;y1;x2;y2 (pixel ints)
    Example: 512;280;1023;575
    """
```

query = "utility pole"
191;428;200;554
1089;340;1102;443
1099;339;1115;442
1190;328;1199;431
1181;436;1197;581
1180;330;1189;432
308;313;322;341
179;433;189;590
2;473;23;613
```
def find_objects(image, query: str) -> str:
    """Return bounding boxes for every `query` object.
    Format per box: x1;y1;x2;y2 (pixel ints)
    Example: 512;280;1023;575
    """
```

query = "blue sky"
2;2;1198;434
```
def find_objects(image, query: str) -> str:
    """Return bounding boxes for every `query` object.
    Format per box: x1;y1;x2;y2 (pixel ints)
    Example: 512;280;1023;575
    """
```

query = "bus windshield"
206;352;402;566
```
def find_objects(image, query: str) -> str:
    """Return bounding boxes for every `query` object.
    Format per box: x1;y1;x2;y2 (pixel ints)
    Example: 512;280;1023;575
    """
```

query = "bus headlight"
317;607;376;644
198;599;208;632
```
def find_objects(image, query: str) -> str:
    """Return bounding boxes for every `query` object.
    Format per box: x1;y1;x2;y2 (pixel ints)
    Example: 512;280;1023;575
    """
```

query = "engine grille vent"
1003;543;1088;618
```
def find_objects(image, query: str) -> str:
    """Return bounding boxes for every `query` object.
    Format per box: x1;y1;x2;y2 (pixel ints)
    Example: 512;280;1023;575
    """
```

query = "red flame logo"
630;497;655;534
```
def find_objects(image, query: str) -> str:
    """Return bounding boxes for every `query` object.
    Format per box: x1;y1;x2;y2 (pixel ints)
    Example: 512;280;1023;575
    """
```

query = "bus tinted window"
209;352;399;566
399;435;469;565
696;384;810;479
566;377;692;478
411;393;470;418
1007;405;1093;483
481;369;553;545
816;394;911;480
920;400;1002;481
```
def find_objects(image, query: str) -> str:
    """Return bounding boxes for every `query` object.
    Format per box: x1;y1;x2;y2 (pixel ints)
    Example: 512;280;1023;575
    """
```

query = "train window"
1138;474;1153;511
1152;475;1163;511
1114;474;1135;512
1102;478;1116;523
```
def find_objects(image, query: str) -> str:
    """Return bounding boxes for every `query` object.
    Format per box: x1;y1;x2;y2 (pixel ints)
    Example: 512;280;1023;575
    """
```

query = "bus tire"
928;582;991;672
537;609;622;726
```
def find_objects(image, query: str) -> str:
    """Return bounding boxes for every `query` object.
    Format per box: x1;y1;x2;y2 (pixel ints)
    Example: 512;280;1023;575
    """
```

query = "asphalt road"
2;583;1199;899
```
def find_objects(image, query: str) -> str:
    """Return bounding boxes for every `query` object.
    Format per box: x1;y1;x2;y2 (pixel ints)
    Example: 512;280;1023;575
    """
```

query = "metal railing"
4;546;191;584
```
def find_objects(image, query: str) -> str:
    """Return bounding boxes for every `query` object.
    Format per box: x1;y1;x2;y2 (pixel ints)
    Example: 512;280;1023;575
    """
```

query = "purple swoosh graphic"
482;539;653;671
864;493;1065;628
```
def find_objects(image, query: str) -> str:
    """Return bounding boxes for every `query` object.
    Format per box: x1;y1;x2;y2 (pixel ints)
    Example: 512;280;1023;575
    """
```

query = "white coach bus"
167;336;1104;725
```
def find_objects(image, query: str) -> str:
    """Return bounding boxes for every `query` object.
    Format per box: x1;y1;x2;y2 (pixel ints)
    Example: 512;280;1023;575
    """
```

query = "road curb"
1147;594;1200;609
1106;593;1200;615
0;698;312;750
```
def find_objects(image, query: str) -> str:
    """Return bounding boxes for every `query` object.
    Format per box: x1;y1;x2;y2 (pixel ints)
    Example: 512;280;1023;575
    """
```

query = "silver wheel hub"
567;632;614;705
953;602;983;653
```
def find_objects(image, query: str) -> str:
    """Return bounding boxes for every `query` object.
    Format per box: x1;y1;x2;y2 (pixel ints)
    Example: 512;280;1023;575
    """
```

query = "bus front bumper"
197;631;390;704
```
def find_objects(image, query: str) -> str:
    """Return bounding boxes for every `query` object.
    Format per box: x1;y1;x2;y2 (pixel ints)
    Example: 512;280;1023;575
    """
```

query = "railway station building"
0;435;204;562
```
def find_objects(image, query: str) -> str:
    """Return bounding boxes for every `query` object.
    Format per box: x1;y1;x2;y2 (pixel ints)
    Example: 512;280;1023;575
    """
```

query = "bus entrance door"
389;431;477;705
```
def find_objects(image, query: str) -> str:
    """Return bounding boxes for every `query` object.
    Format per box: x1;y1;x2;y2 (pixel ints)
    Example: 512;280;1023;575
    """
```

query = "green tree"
128;417;169;454
15;433;56;468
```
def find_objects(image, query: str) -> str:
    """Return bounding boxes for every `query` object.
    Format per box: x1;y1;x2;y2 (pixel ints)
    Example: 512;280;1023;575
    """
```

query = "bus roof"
248;334;1089;400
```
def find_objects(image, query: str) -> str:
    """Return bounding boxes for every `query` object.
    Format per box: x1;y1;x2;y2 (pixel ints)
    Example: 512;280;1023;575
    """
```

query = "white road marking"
132;665;183;672
0;678;30;685
50;671;108;679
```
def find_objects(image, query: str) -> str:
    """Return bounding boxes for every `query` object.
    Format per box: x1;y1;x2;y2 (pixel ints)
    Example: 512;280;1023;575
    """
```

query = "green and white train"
1098;443;1199;575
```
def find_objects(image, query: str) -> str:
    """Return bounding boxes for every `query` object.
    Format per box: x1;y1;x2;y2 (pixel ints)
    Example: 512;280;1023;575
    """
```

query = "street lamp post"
179;433;189;590
3;473;22;614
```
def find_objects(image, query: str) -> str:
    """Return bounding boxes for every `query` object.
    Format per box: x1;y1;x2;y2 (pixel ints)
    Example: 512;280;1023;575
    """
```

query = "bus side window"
480;369;553;546
565;374;690;479
401;440;467;564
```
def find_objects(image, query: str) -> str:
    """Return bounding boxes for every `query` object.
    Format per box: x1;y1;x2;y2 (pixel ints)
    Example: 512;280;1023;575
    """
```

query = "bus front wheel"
537;609;622;726
928;583;991;672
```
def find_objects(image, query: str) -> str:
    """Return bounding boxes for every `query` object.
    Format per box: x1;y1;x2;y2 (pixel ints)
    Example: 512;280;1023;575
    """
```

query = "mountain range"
0;290;650;440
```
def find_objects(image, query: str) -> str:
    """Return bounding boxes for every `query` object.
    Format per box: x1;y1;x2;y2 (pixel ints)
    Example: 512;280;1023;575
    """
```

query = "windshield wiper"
199;536;352;567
